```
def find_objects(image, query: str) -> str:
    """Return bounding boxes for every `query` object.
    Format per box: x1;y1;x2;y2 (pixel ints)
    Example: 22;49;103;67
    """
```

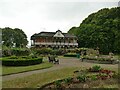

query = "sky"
0;0;119;46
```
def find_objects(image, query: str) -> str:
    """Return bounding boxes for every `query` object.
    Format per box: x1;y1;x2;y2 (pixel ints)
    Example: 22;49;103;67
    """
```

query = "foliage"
68;7;120;54
2;56;43;66
55;80;62;88
76;74;87;82
90;75;98;81
63;77;73;84
83;56;117;62
68;27;78;35
89;65;102;72
2;27;28;48
33;48;65;55
64;53;77;57
11;48;30;56
2;47;30;57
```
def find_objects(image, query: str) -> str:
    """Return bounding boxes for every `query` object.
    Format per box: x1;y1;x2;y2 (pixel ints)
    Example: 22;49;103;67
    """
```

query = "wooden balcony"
34;42;78;46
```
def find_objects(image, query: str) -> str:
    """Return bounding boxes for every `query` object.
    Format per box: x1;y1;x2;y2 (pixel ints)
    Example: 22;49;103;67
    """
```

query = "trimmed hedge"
64;53;77;57
2;57;43;66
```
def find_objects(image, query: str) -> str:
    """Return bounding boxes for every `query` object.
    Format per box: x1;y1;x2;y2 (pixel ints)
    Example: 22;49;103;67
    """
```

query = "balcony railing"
34;42;78;46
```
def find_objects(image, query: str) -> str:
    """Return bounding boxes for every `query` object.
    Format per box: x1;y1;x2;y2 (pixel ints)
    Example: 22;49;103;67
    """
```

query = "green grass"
2;67;81;88
2;66;118;88
2;61;53;75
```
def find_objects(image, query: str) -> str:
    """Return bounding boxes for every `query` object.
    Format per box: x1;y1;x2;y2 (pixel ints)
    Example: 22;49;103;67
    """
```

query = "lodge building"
31;30;78;48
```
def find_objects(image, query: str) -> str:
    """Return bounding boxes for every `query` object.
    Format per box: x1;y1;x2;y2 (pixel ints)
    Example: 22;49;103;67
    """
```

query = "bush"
2;47;31;57
89;65;102;72
77;75;87;82
2;57;43;66
8;55;18;59
54;80;62;88
64;77;73;84
64;53;77;57
11;48;30;56
2;49;12;57
34;48;66;55
91;75;98;81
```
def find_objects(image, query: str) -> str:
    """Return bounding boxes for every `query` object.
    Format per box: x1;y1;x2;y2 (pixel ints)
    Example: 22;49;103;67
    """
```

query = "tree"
68;27;77;35
68;7;120;54
2;27;28;48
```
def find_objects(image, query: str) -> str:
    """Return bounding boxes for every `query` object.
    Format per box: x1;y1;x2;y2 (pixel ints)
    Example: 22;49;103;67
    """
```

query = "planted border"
40;67;117;89
82;56;119;64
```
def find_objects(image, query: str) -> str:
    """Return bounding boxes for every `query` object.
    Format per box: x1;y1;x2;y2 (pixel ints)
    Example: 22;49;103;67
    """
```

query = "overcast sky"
0;0;119;46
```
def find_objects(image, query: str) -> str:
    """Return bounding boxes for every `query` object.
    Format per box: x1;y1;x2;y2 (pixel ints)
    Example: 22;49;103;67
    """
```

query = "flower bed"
82;56;119;64
1;56;43;66
40;66;117;89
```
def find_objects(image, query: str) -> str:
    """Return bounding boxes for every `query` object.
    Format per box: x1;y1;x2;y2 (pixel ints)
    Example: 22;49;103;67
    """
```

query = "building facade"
31;30;78;48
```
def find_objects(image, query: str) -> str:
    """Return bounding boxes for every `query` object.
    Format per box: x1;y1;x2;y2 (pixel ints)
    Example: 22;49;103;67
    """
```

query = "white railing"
34;42;78;46
74;43;78;46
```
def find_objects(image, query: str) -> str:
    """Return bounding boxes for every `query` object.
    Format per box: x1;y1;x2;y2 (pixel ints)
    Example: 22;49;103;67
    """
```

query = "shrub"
64;77;73;84
11;48;30;56
8;55;18;59
35;48;52;55
34;48;66;55
2;49;12;57
89;65;102;72
91;75;98;81
2;47;31;57
77;74;87;82
2;57;43;66
55;80;62;88
64;53;77;57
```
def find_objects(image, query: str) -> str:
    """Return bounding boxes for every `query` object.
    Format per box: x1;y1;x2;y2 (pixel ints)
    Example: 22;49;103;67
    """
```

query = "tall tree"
68;7;120;54
2;27;28;48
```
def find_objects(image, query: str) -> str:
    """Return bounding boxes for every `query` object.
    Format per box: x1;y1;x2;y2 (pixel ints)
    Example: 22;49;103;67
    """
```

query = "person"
109;52;115;64
96;47;100;57
80;51;84;62
109;52;114;60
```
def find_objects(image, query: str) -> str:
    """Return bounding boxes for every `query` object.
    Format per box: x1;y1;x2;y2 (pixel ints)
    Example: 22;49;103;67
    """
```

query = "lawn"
2;66;118;88
2;61;53;75
2;67;81;88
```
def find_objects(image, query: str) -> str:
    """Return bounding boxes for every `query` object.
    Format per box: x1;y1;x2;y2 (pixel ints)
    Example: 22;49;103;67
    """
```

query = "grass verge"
2;61;53;75
2;67;81;88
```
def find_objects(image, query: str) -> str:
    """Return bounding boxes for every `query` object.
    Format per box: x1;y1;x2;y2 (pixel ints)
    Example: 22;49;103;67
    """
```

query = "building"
31;30;78;48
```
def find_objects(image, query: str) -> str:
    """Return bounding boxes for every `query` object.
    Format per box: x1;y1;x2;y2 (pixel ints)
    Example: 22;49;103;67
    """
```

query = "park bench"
48;56;59;64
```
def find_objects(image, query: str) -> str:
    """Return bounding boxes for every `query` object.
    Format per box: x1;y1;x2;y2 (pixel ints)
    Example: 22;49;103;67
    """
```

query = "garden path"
2;57;118;81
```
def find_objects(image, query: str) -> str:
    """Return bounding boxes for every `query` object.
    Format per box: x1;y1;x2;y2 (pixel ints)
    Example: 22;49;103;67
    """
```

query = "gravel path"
2;57;118;81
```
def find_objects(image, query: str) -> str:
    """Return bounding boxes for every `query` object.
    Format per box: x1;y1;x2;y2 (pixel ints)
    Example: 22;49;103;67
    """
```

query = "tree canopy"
68;7;120;54
2;27;28;48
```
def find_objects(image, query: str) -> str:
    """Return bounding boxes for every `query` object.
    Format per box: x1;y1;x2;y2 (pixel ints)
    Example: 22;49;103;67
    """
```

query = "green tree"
2;27;28;48
68;7;120;54
68;27;77;35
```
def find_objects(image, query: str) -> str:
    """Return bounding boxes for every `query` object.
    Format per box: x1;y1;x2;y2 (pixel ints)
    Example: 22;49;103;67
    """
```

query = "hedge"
11;49;30;56
2;57;43;66
34;48;66;55
2;48;31;57
64;53;77;57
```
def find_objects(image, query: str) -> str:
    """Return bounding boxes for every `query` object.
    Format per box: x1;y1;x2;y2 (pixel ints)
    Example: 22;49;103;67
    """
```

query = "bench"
48;56;59;64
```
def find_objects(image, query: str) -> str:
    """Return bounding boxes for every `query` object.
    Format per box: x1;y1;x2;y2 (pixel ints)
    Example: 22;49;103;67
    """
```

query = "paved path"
2;57;118;81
